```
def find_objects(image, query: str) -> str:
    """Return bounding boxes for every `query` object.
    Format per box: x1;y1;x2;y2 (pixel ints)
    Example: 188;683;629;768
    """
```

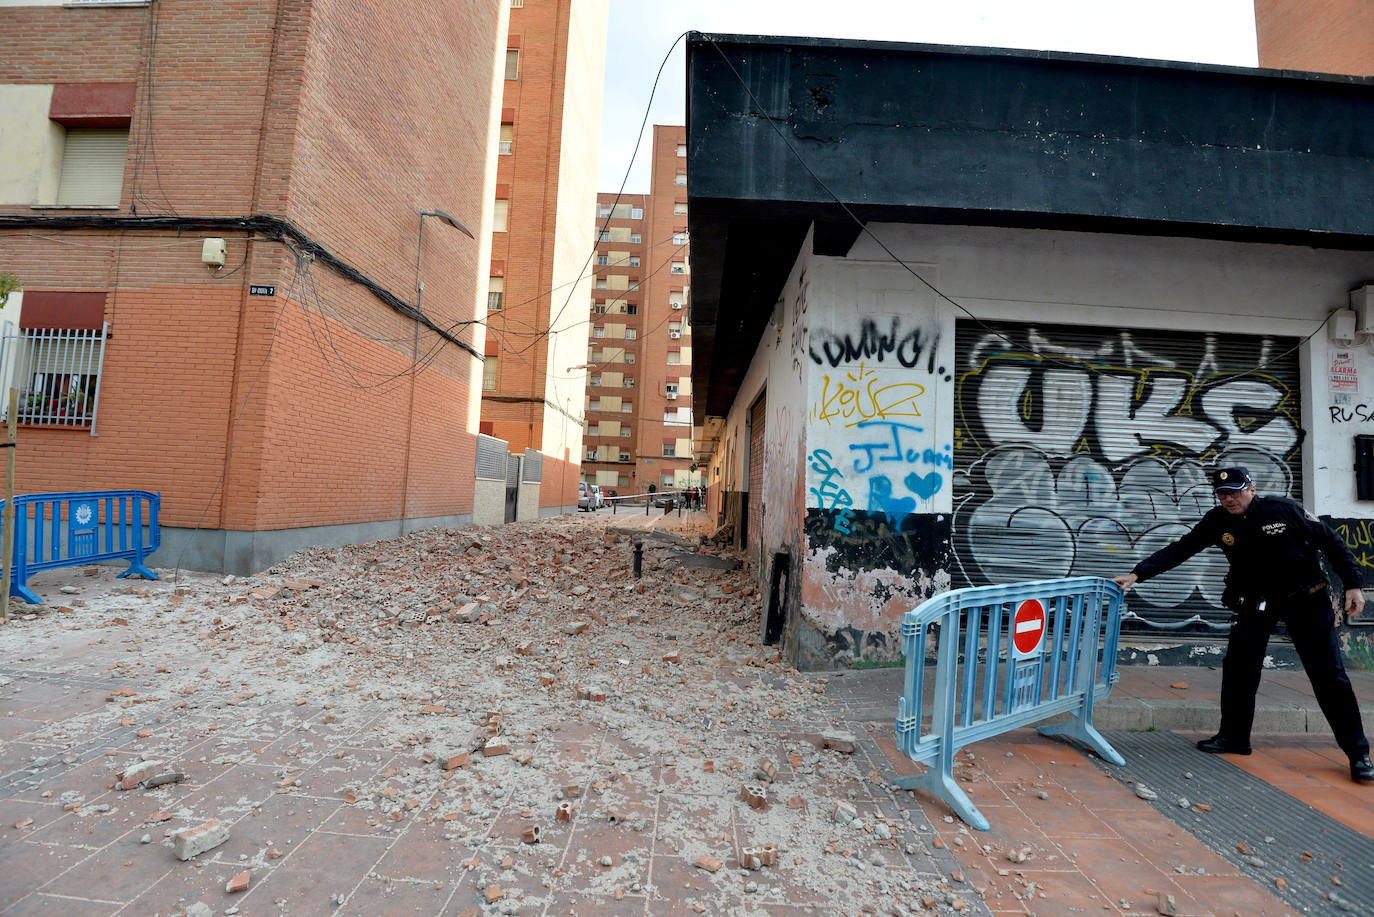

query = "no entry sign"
1012;599;1046;659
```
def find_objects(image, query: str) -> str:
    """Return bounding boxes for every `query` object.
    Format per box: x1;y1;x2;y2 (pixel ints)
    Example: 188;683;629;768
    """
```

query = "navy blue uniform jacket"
1132;495;1364;599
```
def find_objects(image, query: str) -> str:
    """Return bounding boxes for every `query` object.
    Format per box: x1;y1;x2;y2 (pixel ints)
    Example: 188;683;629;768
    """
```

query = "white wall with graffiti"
712;220;1374;666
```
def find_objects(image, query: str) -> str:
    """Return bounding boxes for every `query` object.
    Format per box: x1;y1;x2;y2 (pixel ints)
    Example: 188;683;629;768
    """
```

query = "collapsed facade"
686;34;1374;668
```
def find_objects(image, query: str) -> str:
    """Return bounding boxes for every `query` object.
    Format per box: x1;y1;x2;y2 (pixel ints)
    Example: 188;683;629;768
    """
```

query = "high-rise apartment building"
0;0;508;572
584;126;695;495
1254;0;1373;75
481;0;609;514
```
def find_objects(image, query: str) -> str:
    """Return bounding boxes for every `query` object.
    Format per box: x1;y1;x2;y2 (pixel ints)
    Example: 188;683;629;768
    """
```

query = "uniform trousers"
1219;591;1369;761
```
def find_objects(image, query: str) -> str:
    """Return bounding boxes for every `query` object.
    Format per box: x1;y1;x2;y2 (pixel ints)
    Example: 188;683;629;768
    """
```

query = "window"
597;204;612;218
592;303;607;314
493;199;509;232
592;326;605;338
590;374;601;387
625;329;637;340
487;277;503;311
625;304;638;315
625;353;636;364
499;123;513;155
667;351;680;365
676;143;687;157
628;256;640;267
599;231;610;242
627;281;639;291
662;443;676;457
7;293;108;429
673;232;688;245
621;428;630;438
586;448;597;460
673;203;687;215
670;262;685;274
621;401;632;413
629;233;641;243
630;208;643;219
505;49;520;80
57;129;129;207
625;377;635;388
596;254;608;266
595;279;607;290
674;172;686;186
511;0;524;7
619;475;629;487
665;382;679;395
482;355;498;390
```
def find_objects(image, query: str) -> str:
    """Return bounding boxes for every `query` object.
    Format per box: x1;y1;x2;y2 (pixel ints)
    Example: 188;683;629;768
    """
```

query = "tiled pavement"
832;662;1374;917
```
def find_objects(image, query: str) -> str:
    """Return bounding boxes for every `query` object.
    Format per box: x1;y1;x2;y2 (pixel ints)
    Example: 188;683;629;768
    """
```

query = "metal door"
951;320;1303;631
504;455;520;524
747;392;766;556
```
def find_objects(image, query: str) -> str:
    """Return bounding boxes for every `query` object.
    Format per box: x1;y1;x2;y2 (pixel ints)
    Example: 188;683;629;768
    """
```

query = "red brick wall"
483;0;571;457
0;0;500;540
1254;0;1374;75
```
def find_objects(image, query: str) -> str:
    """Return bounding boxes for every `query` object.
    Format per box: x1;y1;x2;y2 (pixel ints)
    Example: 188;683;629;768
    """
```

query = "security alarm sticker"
1330;349;1358;394
1011;599;1046;660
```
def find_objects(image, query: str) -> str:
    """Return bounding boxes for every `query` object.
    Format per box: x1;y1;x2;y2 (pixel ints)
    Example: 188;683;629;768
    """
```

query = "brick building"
480;0;608;516
583;126;695;497
0;0;509;572
1254;0;1373;75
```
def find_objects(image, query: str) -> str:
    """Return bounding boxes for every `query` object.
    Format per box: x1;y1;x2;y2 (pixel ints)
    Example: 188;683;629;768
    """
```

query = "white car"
589;484;605;510
578;482;594;512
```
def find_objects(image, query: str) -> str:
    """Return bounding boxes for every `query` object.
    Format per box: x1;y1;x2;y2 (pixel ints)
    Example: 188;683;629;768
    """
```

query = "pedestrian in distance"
1112;466;1373;784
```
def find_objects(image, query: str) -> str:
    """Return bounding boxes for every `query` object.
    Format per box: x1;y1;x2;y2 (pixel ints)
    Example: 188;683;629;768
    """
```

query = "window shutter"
57;129;128;206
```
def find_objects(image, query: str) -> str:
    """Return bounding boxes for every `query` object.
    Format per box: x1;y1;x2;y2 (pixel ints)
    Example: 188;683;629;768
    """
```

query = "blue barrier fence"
3;490;160;604
894;576;1125;830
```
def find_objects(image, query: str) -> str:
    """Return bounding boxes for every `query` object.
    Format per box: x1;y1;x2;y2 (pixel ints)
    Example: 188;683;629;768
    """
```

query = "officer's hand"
1113;573;1138;589
1346;588;1365;619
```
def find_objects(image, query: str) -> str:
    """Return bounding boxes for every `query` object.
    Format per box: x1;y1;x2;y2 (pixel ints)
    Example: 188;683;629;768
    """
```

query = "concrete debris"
171;820;229;861
821;731;857;753
1133;784;1159;801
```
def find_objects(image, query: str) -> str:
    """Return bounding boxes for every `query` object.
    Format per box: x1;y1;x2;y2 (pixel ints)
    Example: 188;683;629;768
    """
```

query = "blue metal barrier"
894;576;1125;830
3;490;160;604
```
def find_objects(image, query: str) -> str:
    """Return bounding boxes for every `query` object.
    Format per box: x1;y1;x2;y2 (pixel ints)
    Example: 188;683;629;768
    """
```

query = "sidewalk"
829;663;1374;917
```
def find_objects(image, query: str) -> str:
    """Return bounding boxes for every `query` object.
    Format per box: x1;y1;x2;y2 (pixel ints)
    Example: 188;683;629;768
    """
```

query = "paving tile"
0;716;44;743
1058;838;1204;915
341;875;457;916
204;791;339;866
0;841;95;910
1170;874;1294;917
539;889;648;916
372;813;485;884
233;831;392;917
2;892;122;916
39;831;175;905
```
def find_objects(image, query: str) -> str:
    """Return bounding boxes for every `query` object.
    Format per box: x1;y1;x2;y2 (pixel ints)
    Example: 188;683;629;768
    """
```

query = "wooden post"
1;387;15;622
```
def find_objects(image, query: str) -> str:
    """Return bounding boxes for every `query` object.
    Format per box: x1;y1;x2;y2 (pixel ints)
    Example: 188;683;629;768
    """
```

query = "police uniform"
1129;468;1371;772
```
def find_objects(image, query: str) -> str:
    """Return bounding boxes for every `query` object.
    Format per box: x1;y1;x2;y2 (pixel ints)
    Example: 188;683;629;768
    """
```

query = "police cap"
1211;466;1253;493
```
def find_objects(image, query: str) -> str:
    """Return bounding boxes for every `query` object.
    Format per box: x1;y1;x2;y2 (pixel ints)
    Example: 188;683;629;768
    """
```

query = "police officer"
1113;466;1373;784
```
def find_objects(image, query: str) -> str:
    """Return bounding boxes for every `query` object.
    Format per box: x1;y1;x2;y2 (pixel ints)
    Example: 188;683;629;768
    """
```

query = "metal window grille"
0;323;109;433
522;448;543;483
476;434;509;481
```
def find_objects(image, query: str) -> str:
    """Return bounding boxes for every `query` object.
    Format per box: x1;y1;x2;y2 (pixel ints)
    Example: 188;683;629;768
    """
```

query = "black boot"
1352;756;1374;783
1197;734;1252;755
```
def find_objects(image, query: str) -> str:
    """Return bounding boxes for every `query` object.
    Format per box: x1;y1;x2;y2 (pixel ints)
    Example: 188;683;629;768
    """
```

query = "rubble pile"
0;514;964;915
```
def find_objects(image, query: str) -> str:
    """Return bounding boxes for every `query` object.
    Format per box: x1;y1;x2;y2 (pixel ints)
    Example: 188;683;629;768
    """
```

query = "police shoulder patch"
1221;532;1235;546
1305;509;1319;522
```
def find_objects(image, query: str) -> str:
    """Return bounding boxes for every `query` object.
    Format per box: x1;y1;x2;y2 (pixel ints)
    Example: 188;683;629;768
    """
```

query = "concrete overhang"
686;31;1374;418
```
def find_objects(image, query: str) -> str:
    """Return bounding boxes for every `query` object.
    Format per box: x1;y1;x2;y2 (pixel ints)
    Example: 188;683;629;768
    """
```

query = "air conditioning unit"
666;392;678;399
671;302;682;309
669;330;681;339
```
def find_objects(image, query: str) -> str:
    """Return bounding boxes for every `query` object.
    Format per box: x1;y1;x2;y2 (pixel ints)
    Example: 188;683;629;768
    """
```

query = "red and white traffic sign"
1012;599;1046;659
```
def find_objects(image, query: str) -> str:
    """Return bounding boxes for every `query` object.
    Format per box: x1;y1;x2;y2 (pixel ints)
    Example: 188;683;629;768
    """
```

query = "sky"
597;0;1260;193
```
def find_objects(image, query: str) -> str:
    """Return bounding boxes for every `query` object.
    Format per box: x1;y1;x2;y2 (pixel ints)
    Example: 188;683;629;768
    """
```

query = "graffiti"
808;449;854;533
790;271;809;383
806;508;953;579
1331;518;1374;573
1330;404;1374;424
810;316;940;371
811;362;926;427
953;326;1304;626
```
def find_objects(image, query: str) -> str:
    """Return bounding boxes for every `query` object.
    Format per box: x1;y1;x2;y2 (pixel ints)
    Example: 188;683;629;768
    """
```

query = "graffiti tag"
810;317;940;371
810;361;926;427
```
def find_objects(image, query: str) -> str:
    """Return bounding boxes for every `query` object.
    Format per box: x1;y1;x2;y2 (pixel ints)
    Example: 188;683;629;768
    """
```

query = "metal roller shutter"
748;393;766;557
952;320;1303;632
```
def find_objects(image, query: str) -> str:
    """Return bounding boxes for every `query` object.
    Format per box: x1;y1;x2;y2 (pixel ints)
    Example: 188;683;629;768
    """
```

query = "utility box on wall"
1356;435;1374;501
